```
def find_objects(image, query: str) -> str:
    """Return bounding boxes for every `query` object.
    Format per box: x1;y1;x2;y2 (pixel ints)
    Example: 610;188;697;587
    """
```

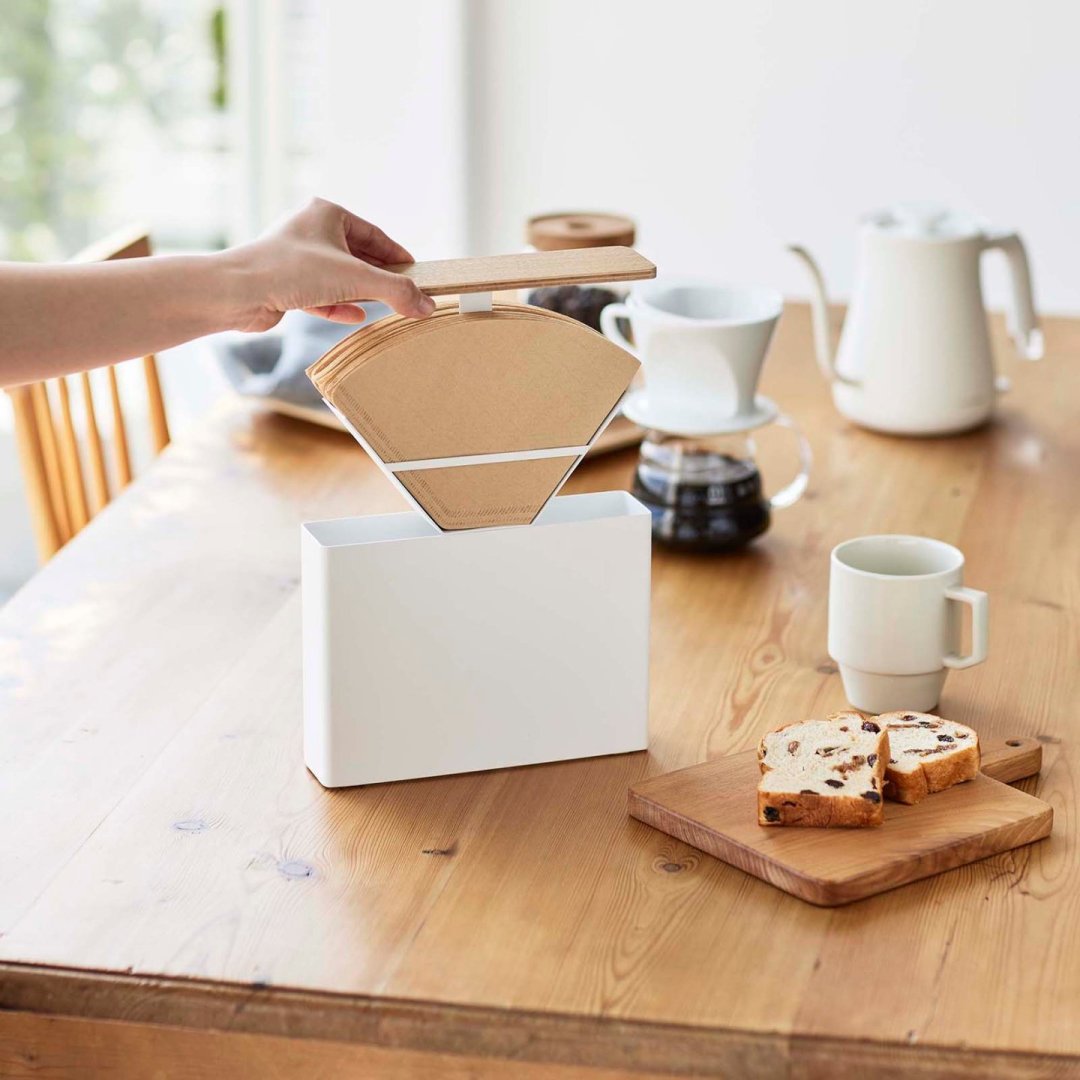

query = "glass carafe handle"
766;413;812;510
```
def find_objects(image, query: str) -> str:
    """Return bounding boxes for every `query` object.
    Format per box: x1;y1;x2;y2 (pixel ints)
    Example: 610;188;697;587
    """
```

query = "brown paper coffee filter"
323;311;636;461
396;456;580;530
306;249;654;529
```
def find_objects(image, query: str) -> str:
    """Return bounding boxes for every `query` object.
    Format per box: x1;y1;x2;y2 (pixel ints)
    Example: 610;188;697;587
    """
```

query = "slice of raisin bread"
876;711;980;804
757;711;889;827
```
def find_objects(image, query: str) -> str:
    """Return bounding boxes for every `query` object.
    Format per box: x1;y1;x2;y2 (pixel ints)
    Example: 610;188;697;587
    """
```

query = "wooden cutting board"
628;736;1052;906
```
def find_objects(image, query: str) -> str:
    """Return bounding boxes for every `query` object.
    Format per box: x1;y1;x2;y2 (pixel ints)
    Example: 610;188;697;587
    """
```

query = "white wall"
464;0;1079;313
228;0;470;256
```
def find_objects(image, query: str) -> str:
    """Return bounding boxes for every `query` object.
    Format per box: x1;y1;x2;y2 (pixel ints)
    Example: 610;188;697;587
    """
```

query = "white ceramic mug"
600;280;783;434
828;535;989;713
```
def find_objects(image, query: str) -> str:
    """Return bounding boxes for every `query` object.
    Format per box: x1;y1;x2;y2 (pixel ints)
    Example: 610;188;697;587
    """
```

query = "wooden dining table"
1;306;1077;1079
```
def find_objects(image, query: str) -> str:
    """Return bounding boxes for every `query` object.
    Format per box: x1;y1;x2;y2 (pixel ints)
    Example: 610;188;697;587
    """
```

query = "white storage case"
302;490;651;787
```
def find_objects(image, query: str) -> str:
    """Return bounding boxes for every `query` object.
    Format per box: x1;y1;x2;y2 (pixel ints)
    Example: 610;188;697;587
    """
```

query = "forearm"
0;251;253;386
0;199;432;388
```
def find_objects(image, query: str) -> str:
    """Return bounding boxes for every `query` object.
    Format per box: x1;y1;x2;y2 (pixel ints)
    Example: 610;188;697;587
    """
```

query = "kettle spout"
787;245;841;383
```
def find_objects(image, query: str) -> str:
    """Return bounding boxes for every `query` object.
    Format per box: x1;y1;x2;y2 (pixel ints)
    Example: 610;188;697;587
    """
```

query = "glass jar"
522;211;637;331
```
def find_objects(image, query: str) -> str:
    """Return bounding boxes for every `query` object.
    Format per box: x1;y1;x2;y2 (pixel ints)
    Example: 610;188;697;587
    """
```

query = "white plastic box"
301;490;651;787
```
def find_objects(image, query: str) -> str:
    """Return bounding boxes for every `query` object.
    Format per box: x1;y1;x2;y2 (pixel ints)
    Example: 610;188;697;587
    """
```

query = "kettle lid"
864;203;983;240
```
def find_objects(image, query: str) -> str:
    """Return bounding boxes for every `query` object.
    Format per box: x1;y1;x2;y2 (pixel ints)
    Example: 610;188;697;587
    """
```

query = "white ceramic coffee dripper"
601;281;811;525
601;280;787;435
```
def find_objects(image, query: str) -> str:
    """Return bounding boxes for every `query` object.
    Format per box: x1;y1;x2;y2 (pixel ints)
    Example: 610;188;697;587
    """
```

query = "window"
0;0;231;260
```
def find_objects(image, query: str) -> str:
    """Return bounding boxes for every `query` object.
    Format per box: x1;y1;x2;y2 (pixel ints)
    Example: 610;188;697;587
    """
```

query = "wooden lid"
526;212;636;251
385;247;654;296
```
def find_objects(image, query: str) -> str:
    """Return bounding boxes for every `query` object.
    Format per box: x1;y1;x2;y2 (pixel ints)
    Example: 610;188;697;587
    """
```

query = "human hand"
227;198;436;332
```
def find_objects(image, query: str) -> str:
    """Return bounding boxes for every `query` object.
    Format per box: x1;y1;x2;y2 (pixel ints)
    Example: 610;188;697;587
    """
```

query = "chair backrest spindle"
5;227;171;563
55;375;90;532
8;386;62;558
29;382;71;544
106;365;134;489
80;371;110;514
143;354;171;453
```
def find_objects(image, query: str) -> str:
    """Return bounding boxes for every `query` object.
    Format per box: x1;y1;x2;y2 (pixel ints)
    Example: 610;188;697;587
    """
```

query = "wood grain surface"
384;246;656;295
0;306;1077;1077
628;737;1052;906
0;1011;682;1080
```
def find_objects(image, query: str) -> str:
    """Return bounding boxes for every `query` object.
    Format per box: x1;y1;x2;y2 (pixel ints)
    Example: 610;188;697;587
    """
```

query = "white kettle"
790;205;1043;435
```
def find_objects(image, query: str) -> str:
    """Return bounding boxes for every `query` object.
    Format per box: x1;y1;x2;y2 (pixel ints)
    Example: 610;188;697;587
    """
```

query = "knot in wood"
278;859;316;880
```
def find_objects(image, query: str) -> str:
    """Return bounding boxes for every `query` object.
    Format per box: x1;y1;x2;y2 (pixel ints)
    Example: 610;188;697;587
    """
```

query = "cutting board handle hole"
1006;739;1023;746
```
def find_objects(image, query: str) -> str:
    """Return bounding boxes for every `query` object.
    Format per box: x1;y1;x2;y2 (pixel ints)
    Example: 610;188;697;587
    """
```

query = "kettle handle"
982;231;1044;361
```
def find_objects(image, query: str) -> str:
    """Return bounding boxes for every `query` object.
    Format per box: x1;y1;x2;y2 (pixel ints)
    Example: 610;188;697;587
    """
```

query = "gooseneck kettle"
790;205;1043;436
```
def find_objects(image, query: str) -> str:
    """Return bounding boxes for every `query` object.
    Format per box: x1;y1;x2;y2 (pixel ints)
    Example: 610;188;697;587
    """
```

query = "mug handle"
943;586;989;669
767;413;813;510
599;302;640;358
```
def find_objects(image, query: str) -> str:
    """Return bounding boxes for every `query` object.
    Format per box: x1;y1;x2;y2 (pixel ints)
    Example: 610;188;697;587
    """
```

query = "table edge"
1;962;1074;1076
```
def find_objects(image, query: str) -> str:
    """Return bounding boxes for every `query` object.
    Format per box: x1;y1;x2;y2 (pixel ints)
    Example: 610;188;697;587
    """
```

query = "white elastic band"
321;393;628;534
458;291;493;313
385;444;590;472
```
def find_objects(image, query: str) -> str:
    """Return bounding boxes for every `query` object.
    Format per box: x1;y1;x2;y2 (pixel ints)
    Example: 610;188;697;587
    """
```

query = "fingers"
294;198;414;266
341;210;415;266
304;303;370;324
261;200;433;320
361;265;436;318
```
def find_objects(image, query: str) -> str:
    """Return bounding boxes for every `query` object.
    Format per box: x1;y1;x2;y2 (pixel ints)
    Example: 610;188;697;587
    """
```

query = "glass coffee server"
601;280;812;552
632;410;811;552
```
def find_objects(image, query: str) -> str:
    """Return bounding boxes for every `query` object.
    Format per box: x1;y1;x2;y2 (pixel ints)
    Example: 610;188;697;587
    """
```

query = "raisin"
938;734;954;743
839;726;849;732
800;788;815;795
763;805;781;822
957;732;969;739
817;746;838;756
903;714;916;721
825;778;844;788
919;720;934;727
889;758;897;764
861;720;880;733
861;791;882;803
787;740;800;754
782;800;797;807
868;753;878;766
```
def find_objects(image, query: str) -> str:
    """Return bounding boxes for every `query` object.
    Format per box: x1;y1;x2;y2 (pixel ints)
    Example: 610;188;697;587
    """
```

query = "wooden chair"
6;227;171;563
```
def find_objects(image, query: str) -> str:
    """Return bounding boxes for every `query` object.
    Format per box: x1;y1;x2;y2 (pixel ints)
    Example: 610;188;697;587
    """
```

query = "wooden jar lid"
526;212;636;251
